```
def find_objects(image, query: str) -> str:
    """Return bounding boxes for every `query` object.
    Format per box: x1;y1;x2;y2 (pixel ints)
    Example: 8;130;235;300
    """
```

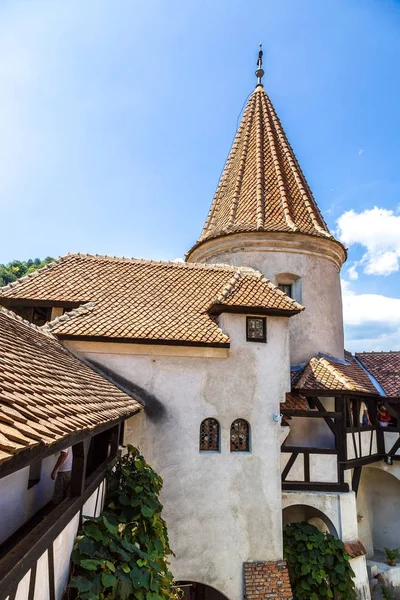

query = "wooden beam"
281;410;342;418
0;413;136;481
388;436;400;457
304;453;310;482
312;397;337;435
282;482;349;492
340;454;383;469
281;453;298;481
281;446;337;454
352;467;362;496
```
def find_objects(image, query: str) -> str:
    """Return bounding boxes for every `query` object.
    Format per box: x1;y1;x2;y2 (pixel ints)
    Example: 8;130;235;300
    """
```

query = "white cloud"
358;149;364;155
342;280;400;351
337;206;400;276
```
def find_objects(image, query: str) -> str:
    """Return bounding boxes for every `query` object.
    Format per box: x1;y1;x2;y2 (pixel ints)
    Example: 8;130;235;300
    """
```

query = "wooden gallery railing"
0;424;120;600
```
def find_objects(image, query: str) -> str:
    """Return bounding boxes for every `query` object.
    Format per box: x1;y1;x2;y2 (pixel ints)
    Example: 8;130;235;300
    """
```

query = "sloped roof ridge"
1;255;63;291
16;252;260;274
43;302;96;332
356;350;400;355
0;306;55;338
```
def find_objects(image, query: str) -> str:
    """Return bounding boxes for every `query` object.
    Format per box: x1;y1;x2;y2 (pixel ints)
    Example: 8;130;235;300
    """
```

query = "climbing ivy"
69;446;179;600
283;522;356;600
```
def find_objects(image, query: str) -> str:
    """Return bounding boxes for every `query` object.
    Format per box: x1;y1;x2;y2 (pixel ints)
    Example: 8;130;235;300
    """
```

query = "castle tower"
187;49;347;364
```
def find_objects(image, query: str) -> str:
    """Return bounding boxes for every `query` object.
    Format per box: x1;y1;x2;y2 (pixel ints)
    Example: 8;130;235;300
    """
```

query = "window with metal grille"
278;283;293;298
246;316;266;343
230;419;250;452
199;418;220;452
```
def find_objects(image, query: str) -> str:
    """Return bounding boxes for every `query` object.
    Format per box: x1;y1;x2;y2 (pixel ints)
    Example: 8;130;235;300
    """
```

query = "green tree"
283;522;356;600
0;257;53;286
69;446;179;600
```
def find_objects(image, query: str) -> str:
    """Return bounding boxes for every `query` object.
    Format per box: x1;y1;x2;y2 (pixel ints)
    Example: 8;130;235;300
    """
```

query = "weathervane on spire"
255;43;264;86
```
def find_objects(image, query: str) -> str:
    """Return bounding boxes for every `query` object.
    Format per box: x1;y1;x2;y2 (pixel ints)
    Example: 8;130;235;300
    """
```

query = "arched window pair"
199;418;250;452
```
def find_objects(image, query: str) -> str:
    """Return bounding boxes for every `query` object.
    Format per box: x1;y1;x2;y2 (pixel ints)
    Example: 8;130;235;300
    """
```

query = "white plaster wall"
53;512;80;600
350;556;371;600
0;455;56;544
347;432;377;461
384;431;400;455
282;491;359;542
71;313;291;600
34;551;50;600
15;569;31;600
357;466;400;554
202;247;344;364
83;480;105;519
309;454;337;483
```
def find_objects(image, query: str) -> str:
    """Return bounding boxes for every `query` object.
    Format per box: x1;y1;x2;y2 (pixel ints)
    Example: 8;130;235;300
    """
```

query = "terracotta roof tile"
293;352;378;394
344;540;367;559
0;308;142;465
187;86;344;258
282;392;309;411
356;352;400;398
0;254;302;344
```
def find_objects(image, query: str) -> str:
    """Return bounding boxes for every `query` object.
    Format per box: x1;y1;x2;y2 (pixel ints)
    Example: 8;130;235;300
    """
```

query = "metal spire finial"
255;43;264;86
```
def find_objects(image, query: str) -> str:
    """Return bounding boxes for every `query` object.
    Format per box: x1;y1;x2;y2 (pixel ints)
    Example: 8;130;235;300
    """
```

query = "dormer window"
246;317;266;343
278;283;293;298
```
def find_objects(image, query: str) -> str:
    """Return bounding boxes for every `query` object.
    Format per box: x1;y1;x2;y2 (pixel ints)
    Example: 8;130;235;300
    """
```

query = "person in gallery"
377;404;391;428
359;401;371;426
51;447;73;504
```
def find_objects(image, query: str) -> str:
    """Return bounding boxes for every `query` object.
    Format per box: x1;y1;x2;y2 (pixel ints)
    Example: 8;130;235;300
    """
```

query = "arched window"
230;419;250;452
199;418;220;452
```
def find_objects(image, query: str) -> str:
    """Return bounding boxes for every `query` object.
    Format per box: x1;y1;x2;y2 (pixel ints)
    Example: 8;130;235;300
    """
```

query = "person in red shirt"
377;405;391;428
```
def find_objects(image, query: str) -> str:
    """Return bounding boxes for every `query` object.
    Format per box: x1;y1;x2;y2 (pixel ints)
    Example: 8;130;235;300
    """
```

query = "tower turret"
186;49;346;363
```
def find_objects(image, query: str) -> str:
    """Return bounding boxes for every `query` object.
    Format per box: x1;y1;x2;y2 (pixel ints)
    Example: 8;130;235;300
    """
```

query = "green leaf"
84;522;104;542
141;505;154;518
80;559;100;571
101;572;116;588
103;515;118;536
69;575;93;592
121;563;131;573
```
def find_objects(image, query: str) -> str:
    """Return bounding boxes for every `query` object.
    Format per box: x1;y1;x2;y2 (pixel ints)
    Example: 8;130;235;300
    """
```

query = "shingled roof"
356;352;400;398
293;351;379;395
0;254;303;346
0;308;142;466
187;85;343;258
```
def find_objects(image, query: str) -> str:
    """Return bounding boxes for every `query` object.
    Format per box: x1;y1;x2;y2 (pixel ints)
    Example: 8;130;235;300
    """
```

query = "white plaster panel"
34;551;50;600
309;454;337;483
15;569;30;600
201;243;344;364
0;455;56;545
350;556;371;600
71;313;290;600
347;431;377;461
384;431;400;455
284;454;304;481
83;481;106;519
53;512;80;600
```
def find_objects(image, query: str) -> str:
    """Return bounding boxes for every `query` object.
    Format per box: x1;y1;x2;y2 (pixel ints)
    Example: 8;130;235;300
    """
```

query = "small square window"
278;283;293;298
246;317;266;343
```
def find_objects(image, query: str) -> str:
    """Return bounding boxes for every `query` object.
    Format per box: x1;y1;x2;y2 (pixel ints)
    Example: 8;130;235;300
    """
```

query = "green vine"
69;446;179;600
283;522;356;600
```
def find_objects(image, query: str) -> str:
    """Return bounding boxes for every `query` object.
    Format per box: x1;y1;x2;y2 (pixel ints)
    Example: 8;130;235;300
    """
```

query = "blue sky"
1;0;400;351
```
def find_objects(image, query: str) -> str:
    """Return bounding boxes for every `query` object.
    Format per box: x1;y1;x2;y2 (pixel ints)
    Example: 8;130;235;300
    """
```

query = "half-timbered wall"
0;455;56;545
0;472;107;600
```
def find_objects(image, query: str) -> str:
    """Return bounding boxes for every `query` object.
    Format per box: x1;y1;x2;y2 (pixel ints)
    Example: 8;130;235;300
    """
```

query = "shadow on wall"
356;466;400;556
283;504;338;537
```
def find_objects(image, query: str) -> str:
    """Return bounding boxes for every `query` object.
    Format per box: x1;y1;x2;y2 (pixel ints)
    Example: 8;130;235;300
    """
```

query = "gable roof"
356;352;400;398
0;254;303;346
293;351;379;395
187;85;344;258
0;308;142;465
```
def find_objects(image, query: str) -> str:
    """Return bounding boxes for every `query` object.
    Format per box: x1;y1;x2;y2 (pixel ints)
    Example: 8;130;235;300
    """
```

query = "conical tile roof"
190;84;334;252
